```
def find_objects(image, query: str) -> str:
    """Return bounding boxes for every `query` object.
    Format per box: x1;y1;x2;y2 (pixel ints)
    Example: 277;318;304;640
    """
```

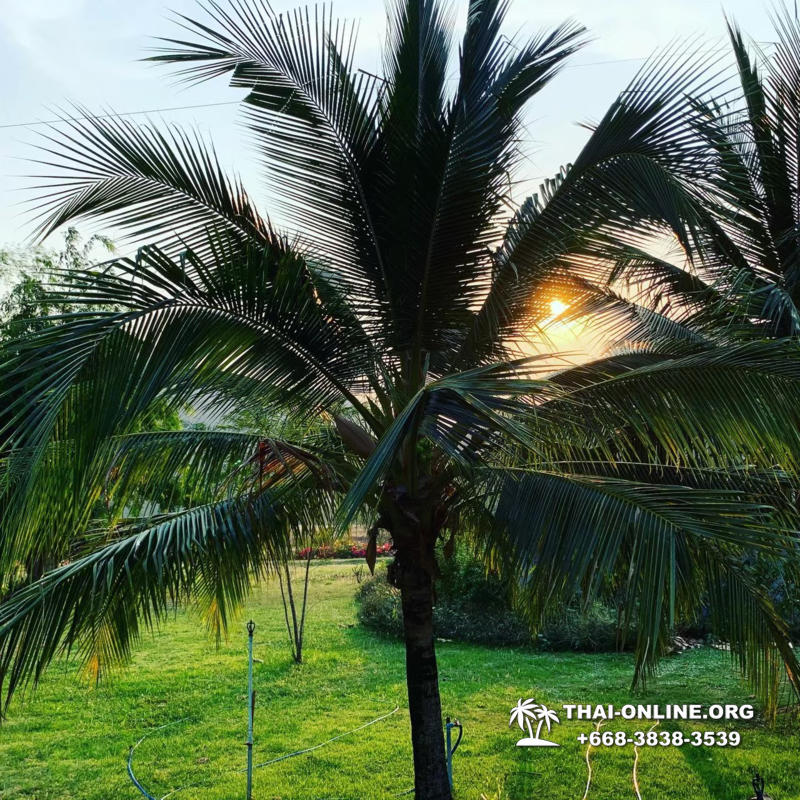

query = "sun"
549;299;568;318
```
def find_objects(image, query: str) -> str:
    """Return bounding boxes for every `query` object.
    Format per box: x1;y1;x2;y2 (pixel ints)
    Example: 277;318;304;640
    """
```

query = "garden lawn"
0;561;798;800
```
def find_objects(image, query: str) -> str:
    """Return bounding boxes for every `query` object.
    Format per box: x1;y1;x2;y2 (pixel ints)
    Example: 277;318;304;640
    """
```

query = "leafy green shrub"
535;603;621;652
355;567;530;646
356;544;800;652
356;567;404;638
356;547;627;651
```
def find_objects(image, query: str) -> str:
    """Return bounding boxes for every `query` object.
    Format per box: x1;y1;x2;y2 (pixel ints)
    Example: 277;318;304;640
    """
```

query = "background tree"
0;229;118;588
0;228;114;337
2;3;800;799
227;405;341;664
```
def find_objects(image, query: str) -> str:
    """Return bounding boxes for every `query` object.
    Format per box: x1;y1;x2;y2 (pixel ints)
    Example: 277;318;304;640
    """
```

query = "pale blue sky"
0;0;780;252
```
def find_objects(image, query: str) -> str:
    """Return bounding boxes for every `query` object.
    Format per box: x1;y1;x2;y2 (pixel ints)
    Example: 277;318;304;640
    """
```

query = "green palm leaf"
479;467;800;705
28;109;276;258
0;491;294;715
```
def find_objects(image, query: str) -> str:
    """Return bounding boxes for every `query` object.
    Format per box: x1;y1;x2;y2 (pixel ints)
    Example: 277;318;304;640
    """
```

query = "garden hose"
247;705;400;770
126;708;400;799
127;718;190;800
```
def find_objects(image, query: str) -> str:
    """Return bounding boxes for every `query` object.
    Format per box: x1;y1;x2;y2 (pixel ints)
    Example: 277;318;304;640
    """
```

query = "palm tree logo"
509;698;561;747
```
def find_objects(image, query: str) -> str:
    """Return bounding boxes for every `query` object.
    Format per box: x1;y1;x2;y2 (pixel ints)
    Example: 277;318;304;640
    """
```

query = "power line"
0;41;780;133
0;100;241;131
566;56;646;68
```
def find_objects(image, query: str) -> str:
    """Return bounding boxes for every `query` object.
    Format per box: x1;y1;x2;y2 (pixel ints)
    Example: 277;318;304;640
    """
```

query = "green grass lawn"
1;561;798;799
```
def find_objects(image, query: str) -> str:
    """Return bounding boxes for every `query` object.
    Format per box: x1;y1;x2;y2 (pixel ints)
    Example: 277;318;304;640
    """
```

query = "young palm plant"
3;2;800;798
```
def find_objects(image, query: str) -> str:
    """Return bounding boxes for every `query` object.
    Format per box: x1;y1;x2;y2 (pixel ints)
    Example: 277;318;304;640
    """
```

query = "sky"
0;0;782;253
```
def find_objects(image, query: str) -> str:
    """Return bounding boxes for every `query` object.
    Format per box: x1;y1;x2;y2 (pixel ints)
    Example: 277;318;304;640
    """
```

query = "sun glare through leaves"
549;299;568;319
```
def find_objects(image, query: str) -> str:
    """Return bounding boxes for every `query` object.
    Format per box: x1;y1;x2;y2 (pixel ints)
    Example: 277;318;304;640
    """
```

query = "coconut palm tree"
4;2;800;798
557;7;800;349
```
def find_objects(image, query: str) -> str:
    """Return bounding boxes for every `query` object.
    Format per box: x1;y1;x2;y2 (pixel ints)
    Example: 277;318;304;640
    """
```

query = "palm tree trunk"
398;557;452;800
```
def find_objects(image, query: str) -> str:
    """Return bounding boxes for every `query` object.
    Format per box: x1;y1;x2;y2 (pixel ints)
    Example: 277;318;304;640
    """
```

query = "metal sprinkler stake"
246;620;256;800
750;772;772;800
445;717;463;791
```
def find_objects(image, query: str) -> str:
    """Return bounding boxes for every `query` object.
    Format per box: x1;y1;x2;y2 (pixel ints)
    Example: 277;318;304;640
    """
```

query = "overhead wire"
0;42;777;133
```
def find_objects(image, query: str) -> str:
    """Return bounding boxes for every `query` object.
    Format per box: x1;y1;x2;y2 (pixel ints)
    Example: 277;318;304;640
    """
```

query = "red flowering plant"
295;541;393;560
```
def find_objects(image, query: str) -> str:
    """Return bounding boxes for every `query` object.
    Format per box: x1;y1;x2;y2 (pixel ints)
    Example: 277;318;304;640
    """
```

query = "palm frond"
541;340;800;474
1;239;374;452
478;467;800;705
0;241;377;569
151;0;392;329
27;109;275;259
406;7;585;365
461;42;725;364
0;492;293;716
